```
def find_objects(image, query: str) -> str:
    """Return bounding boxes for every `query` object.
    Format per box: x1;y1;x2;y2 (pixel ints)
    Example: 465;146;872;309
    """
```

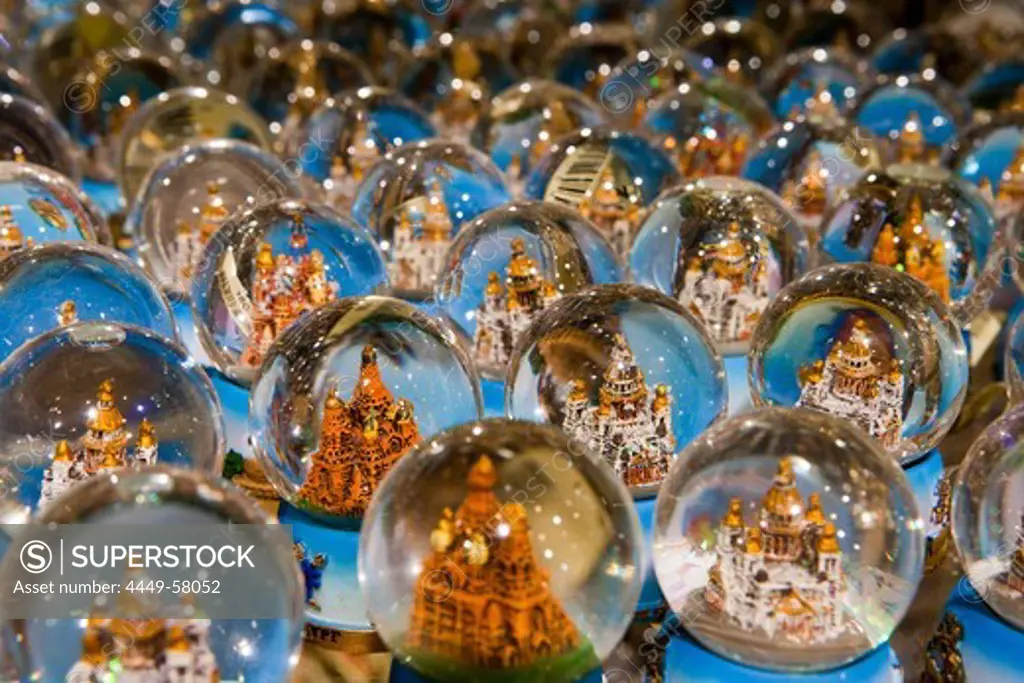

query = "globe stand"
387;659;604;682
636;495;666;620
939;580;1024;679
723;354;752;415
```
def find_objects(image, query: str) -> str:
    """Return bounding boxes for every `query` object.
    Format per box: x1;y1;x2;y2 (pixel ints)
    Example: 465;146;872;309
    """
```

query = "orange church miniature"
296;345;421;518
408;456;584;673
870;193;950;302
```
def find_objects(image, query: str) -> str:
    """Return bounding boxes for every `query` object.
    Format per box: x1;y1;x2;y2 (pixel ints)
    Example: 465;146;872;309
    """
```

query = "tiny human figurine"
295;542;329;613
389;177;453;290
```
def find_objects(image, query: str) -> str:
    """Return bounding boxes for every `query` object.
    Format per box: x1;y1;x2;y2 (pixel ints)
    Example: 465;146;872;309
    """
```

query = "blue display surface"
206;366;251;458
904;448;944;537
636;496;665;617
943;582;1024;679
388;659;604;683
724;354;752;415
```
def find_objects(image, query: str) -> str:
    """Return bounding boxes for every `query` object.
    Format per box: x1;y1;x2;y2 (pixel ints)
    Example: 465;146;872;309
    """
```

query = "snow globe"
523;126;681;259
682;17;782;88
292;87;436;214
351;139;511;296
542;22;641;104
963;63;1024;115
853;74;971;165
0;63;46;105
359;418;642;682
249;295;482;646
0;242;177;364
0;321;224;514
505;283;727;617
117;87;274;206
436;200;622;412
871;26;982;87
816;164;999;312
784;0;887;54
0;92;79;182
192;198;388;501
1006;312;1024;404
629;177;810;413
470;80;606;198
761;47;875;120
0;466;304;683
653;407;924;673
742;112;882;236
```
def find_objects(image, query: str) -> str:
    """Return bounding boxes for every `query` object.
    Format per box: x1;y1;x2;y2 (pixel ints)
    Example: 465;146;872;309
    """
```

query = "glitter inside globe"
351;139;511;295
0;322;224;513
629;177;810;355
129;139;307;295
761;47;875;119
600;48;719;128
294;86;436;213
0;242;177;363
1;467;303;683
741;113;882;234
523;126;681;258
470;79;606;198
944;110;1024;229
749;263;969;465
543;22;641;104
0;92;79;181
872;26;982;87
506;284;727;495
192;199;389;384
817;163;998;308
436;200;622;380
117;87;274;204
652;407;924;672
359;419;642;682
952;404;1024;631
682;17;782;87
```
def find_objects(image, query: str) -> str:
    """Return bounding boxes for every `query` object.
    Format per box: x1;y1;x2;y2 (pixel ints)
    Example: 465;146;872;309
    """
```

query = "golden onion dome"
89;380;126;433
136;418;156;449
166;626;191;652
485;271;503;297
805;493;826;525
745;527;763;554
255;242;275;270
506;239;536;279
818;522;840;553
762;459;802;518
652;384;670;412
569;379;588;402
722;497;745;529
100;448;122;470
362;413;379;441
54;440;73;462
468;455;497;491
0;206;20;240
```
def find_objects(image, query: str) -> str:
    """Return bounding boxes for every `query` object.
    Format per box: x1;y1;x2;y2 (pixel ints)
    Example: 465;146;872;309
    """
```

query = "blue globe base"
939;580;1024;679
724;354;752;415
388;659;604;682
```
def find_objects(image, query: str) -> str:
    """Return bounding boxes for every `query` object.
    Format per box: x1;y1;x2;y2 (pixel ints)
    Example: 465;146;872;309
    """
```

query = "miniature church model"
473;238;560;370
671;124;749;179
796;319;904;451
562;335;675;487
409;455;582;670
989;143;1024;224
240;216;339;368
781;148;828;223
0;205;29;259
173;180;230;285
432;40;486;143
677;221;771;345
1006;514;1024;594
870;192;951;303
390;177;454;291
325;116;380;209
577;166;638;257
506;100;576;196
704;459;846;644
296;345;422;518
895;112;937;165
39;379;158;506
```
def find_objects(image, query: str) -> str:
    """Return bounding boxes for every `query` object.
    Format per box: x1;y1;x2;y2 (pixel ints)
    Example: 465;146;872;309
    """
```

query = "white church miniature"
389;177;453;291
705;459;846;644
577;166;638;258
325;116;380;210
173;181;230;288
562;335;675;487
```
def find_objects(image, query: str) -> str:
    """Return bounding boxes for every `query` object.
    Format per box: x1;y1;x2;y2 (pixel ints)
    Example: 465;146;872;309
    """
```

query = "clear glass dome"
962;59;1024;113
600;48;719;128
784;1;886;54
871;27;982;87
523;126;681;258
129;139;307;296
682;17;782;88
952;403;1024;631
506;284;727;496
351;139;511;295
741;113;882;234
60;48;184;183
292;86;436;214
117;87;274;204
359;419;642;682
749;263;969;465
944;111;1024;229
192;198;389;385
459;1;571;77
0;92;79;182
0;161;109;258
249;295;482;525
436;200;622;380
0;63;47;105
1;467;303;683
630;177;810;356
817;163;998;309
653;407;924;672
0;242;177;363
761;47;876;120
542;22;641;104
0;322;224;514
470;79;606;198
1004;311;1024;404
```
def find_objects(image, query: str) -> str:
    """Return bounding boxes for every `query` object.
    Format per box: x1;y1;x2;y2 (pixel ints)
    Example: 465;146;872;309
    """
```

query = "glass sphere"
436;200;622;380
629;177;810;355
0;322;224;513
817;163;998;308
742;113;882;234
249;296;482;524
192;198;389;385
506;284;727;495
359;418;642;681
653;407;925;672
543;22;641;104
293;87;436;214
952;403;1024;631
1005;310;1024;403
853;74;971;165
0;161;109;258
943;111;1024;228
0;92;79;181
0;63;47;105
785;1;886;54
872;27;982;87
398;33;519;143
3;467;303;683
459;0;571;77
761;47;875;120
523;126;681;258
0;242;177;363
351;139;511;295
117;87;274;205
682;17;782;87
61;48;184;183
129;139;306;296
470;79;606;198
749;263;969;465
599;48;719;128
962;59;1024;114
